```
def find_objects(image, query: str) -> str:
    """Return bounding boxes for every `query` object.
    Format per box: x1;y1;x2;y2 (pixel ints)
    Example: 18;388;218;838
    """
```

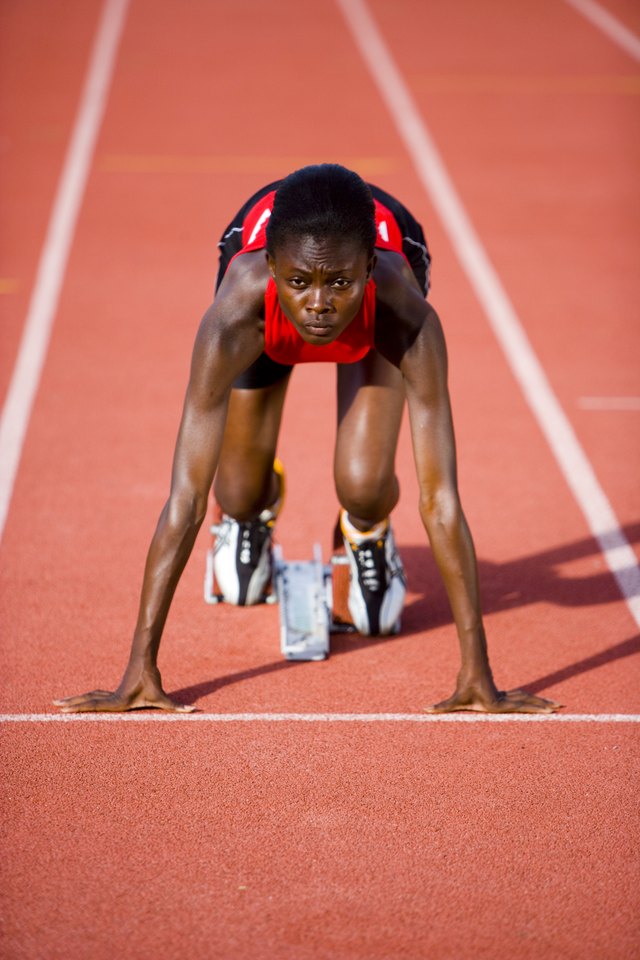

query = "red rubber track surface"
1;1;639;958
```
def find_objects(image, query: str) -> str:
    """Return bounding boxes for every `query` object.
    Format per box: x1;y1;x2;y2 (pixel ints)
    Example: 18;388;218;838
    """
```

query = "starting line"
1;713;639;723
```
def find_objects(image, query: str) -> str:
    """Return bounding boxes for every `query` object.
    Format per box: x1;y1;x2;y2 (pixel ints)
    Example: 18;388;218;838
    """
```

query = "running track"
1;1;639;957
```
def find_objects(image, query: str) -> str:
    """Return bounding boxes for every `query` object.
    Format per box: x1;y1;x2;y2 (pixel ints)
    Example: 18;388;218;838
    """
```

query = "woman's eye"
332;278;351;289
289;278;307;288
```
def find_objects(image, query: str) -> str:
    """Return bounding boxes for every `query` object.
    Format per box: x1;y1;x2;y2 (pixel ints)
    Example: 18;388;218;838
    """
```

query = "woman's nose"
307;286;330;313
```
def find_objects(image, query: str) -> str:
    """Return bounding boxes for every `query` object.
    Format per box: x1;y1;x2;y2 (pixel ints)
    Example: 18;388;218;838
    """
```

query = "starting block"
273;543;332;661
274;544;356;660
204;528;354;660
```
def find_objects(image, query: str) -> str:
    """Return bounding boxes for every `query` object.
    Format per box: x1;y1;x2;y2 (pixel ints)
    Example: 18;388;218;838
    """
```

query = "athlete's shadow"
399;521;640;634
171;522;640;705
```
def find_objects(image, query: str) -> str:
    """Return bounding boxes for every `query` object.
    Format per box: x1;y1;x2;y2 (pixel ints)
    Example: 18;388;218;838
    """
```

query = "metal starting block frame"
275;544;355;660
204;530;353;660
273;543;329;661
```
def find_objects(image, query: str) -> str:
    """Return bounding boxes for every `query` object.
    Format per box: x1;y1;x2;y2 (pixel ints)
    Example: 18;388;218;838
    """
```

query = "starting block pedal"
273;543;332;661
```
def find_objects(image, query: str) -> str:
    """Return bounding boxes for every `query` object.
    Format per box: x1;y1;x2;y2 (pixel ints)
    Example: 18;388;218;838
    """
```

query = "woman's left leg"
334;349;405;527
334;350;407;635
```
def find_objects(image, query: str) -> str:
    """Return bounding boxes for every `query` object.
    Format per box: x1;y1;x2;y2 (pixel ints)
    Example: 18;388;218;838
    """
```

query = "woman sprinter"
55;165;560;715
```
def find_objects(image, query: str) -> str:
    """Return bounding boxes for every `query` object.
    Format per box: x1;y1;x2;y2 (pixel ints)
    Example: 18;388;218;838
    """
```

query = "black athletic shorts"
215;181;431;389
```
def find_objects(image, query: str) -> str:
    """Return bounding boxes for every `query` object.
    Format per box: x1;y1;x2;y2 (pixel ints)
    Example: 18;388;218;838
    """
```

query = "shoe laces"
354;539;386;594
239;518;272;565
215;515;272;564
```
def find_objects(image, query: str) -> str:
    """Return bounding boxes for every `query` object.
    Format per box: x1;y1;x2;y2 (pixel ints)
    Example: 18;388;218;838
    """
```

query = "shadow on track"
170;659;301;704
399;521;640;636
170;522;639;705
520;635;640;695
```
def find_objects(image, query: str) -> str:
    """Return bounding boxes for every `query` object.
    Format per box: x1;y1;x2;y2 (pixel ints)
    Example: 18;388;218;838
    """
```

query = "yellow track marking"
98;154;398;175
409;74;640;95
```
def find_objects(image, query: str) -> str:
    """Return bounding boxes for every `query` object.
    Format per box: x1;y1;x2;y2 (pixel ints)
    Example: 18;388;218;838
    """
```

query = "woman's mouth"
304;321;335;338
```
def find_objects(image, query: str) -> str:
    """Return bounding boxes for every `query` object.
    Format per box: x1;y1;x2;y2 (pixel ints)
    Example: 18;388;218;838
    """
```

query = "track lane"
362;0;640;573
0;0;129;542
1;0;637;710
1;1;638;959
563;0;640;58
2;723;638;960
0;0;104;408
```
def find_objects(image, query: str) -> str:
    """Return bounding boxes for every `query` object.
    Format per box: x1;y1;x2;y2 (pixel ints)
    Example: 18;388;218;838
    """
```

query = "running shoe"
213;460;284;606
340;511;406;635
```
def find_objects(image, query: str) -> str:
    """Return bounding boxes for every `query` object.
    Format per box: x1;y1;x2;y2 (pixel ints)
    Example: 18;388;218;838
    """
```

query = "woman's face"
268;235;374;344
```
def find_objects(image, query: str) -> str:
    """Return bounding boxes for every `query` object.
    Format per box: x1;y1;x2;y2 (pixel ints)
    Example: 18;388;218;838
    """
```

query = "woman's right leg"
212;370;290;605
214;375;290;520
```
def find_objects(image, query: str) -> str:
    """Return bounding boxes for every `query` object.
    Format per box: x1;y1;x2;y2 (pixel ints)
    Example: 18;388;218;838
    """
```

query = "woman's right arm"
55;258;267;712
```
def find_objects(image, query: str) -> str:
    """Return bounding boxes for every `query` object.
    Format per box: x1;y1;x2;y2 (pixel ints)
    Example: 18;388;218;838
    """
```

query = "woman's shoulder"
373;250;427;317
373;250;431;366
221;249;270;287
215;250;270;315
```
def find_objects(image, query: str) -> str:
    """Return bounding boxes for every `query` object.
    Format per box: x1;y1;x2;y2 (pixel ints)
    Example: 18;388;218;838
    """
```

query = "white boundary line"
336;0;640;629
1;712;639;723
563;0;640;62
0;0;129;542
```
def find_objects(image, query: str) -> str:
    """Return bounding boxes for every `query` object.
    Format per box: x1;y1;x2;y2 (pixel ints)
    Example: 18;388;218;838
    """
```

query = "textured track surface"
1;1;639;957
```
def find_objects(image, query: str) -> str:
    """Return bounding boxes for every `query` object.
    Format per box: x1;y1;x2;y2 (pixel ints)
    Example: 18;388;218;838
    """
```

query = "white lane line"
0;0;129;543
336;0;640;629
1;713;639;723
578;397;640;411
563;0;640;62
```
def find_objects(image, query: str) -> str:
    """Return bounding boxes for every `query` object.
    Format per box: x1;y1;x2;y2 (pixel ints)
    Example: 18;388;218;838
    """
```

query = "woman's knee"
335;462;399;523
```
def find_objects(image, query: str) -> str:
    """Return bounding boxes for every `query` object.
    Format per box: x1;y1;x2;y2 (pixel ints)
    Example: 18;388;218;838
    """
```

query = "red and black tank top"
231;189;406;365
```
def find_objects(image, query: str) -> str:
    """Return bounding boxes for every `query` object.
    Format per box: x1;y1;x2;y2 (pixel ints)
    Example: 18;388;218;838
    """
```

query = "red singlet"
230;190;407;365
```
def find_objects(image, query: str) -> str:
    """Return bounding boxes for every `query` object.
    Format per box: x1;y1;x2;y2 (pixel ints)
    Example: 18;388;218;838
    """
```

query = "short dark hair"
266;164;377;257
